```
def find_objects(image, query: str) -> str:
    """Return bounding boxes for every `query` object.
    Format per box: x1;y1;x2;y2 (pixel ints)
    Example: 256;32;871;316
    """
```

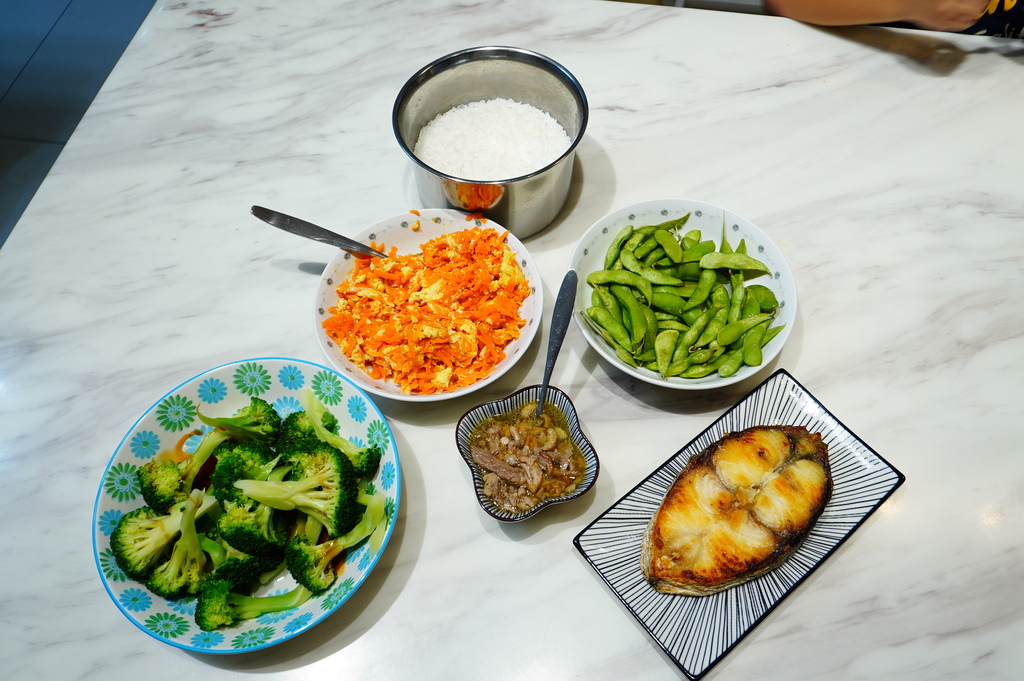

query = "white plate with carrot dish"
314;209;543;402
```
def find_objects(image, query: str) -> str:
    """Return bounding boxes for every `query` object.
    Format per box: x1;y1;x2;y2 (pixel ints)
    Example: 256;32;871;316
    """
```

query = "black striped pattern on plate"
572;368;905;679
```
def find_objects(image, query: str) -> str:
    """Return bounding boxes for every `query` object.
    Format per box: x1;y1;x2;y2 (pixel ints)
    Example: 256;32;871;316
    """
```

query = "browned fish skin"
641;426;832;596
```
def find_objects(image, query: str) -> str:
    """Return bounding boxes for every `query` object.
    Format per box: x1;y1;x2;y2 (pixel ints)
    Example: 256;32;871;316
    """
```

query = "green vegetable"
195;579;312;632
716;312;775;346
587;305;633;351
110;493;219;582
197;396;282;443
653;229;684;263
698;251;771;275
284;489;387;595
297;388;383;479
683;268;716;311
145;490;213;599
233;442;360;539
585;269;653;304
604;225;634;269
585;221;785;380
655;330;679;375
610;285;648;348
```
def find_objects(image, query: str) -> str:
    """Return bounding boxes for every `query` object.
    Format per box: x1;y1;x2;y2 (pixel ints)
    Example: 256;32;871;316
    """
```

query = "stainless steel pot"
393;46;588;239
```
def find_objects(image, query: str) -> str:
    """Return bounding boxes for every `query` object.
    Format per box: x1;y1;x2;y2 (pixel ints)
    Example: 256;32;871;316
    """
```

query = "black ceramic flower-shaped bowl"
455;384;599;521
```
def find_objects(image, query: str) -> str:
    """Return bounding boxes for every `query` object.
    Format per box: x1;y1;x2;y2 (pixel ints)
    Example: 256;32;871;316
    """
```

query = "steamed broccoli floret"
277;408;338;451
297;388;384;479
137;427;233;513
347;445;383;479
210;440;279;507
234;444;359;539
198;396;282;443
215;459;292;557
216;500;291;558
194;579;312;631
145;490;212;599
110;492;219;582
198;532;283;593
284;490;387;594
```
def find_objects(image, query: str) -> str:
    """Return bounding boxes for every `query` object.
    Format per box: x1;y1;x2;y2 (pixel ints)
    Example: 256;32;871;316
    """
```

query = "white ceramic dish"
93;358;401;654
569;198;797;390
314;209;543;402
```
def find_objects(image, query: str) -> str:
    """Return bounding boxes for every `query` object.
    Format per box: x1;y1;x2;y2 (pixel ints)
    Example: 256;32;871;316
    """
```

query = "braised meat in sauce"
469;400;586;513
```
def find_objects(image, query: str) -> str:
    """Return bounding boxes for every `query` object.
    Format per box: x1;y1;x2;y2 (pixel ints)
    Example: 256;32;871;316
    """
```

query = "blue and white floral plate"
92;357;401;654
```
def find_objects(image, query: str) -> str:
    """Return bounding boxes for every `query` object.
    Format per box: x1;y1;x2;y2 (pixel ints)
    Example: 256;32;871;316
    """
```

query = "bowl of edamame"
569;198;796;389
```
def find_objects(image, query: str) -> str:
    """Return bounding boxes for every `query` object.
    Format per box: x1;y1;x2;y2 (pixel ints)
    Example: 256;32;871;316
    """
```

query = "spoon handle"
251;205;388;259
536;269;578;416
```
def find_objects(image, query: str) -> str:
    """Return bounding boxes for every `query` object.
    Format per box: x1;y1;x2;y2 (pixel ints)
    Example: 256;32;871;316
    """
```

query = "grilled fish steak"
641;426;832;596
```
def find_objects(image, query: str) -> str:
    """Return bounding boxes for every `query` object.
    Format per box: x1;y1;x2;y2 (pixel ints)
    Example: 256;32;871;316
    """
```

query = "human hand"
905;0;989;31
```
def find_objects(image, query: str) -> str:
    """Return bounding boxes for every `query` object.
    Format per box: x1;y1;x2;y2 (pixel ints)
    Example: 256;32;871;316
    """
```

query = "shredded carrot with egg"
321;227;530;394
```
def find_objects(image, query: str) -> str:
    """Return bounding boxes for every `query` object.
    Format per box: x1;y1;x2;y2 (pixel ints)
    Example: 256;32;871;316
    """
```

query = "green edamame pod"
610;285;647;348
683;229;701;244
614;344;638;367
654;230;684;263
681;240;716;263
679;346;728;378
717;349;745;377
586;269;653;303
592;286;623;325
696;307;729;348
604;225;634;270
728;273;745;324
586;306;632;351
651;291;689;318
710;283;730;311
657;319;689;332
641;303;659;354
643;246;666;267
678;308;711;351
653;213;691;231
760;324;784;347
655;329;679;375
633;234;660;259
686;347;715;366
699;251;771;275
742;321;767;367
664;262;702;281
716;312;774;346
653;283;697;299
683;268;716;311
681;307;704;326
720;219;732;255
740;289;760;319
619;248;685;286
746;284;779;312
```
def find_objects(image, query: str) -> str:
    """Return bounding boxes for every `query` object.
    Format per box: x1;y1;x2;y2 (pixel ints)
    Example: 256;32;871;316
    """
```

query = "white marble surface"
1;1;1023;679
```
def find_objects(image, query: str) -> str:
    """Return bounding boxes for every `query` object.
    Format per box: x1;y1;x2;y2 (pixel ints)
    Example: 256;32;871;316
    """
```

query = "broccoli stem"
298;388;358;456
184;428;232;490
229;585;312;620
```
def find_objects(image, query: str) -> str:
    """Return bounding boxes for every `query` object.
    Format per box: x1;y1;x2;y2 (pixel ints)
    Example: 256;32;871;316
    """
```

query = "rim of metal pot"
392;45;589;185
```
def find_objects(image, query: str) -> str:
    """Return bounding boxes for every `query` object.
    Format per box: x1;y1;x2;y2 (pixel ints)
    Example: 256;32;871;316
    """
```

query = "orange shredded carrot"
321;227;531;394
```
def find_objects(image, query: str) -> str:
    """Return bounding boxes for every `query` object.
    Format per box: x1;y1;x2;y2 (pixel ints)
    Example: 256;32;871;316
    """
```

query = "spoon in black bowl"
536;269;578;417
251;205;388;259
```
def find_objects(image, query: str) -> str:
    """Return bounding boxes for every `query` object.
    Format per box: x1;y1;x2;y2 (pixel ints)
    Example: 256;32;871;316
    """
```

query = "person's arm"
764;0;988;31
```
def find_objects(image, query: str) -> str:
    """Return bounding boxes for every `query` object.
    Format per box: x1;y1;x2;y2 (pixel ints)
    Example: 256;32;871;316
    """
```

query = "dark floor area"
0;0;156;250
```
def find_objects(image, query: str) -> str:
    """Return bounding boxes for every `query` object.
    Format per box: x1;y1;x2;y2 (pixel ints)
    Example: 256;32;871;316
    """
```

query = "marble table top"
1;1;1022;679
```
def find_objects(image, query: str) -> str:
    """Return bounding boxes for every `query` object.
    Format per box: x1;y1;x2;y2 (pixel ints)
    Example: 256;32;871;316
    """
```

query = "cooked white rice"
413;98;571;181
